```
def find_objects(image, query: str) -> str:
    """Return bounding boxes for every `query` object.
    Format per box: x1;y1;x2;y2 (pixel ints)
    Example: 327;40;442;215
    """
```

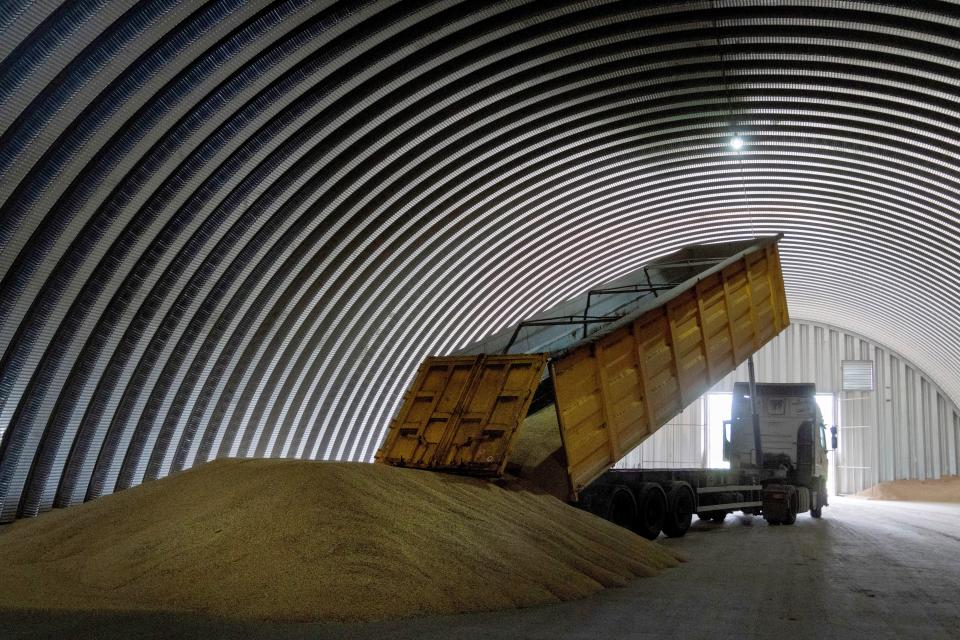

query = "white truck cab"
728;382;831;522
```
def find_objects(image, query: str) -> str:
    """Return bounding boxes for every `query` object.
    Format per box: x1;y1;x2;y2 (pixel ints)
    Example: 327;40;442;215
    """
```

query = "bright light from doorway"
707;392;732;469
815;393;834;429
816;393;837;497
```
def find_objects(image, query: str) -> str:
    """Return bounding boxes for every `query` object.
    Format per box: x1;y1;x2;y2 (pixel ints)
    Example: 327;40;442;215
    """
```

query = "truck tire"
662;482;695;538
635;483;667;540
583;485;638;531
606;485;639;530
762;484;796;526
811;484;826;518
781;493;798;525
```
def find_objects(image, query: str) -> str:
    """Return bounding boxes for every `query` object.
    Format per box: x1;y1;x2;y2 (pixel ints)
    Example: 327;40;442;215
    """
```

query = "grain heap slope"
0;459;682;623
856;476;960;503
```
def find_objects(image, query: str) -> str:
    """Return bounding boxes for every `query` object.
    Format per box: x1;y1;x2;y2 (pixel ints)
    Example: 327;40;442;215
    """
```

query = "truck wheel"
781;494;798;525
811;486;826;518
810;482;827;518
662;482;695;538
635;483;667;540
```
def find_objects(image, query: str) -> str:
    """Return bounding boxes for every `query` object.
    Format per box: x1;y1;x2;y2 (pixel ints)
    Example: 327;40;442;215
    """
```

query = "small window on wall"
842;360;874;391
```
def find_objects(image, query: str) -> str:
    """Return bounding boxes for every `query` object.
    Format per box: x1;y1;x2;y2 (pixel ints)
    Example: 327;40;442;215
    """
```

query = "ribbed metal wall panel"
0;1;959;521
622;320;960;494
616;400;707;470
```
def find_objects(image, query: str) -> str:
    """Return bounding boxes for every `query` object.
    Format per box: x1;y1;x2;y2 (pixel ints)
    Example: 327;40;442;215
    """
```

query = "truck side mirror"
830;425;838;450
722;419;732;461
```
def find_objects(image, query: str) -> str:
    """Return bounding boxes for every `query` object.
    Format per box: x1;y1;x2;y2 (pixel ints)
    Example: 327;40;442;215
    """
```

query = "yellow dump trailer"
376;236;789;502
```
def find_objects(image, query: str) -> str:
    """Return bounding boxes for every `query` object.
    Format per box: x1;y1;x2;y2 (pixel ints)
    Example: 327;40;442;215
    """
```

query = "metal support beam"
748;356;763;468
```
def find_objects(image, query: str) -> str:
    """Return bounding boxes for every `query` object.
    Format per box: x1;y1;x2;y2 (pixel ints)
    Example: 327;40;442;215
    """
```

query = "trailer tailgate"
375;354;548;474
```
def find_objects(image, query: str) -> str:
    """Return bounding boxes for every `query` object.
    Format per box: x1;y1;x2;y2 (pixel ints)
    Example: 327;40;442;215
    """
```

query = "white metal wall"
616;400;707;470
619;319;960;494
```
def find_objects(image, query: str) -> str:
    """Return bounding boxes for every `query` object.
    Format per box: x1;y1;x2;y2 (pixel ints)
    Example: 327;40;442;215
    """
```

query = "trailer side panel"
554;242;789;497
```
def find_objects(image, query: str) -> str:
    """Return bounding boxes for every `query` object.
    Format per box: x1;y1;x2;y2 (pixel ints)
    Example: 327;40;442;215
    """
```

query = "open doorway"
815;393;837;496
706;392;732;469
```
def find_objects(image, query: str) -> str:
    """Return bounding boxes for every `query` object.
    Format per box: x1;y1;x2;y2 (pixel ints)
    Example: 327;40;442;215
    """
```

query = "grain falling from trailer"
0;459;683;623
508;406;571;500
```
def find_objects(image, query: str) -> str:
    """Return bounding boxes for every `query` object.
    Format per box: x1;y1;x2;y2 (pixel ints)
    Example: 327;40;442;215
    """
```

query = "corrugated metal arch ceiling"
0;0;957;521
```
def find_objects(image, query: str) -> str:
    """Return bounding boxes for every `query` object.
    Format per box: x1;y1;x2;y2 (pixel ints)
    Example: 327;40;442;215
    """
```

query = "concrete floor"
4;497;959;639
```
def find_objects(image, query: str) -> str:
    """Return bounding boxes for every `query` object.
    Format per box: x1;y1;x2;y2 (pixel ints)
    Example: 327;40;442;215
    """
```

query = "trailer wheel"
583;485;639;531
635;483;667;540
662;482;695;538
606;485;639;530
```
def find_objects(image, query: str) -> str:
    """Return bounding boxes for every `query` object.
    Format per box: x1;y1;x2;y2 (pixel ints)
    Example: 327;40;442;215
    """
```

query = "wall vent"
842;360;875;391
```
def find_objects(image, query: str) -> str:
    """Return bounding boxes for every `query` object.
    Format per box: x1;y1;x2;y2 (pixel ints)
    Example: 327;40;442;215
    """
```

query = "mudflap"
762;484;796;523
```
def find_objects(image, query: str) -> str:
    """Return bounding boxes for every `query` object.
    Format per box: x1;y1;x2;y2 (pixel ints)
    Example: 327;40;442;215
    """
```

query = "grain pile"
856;475;960;502
0;459;682;623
